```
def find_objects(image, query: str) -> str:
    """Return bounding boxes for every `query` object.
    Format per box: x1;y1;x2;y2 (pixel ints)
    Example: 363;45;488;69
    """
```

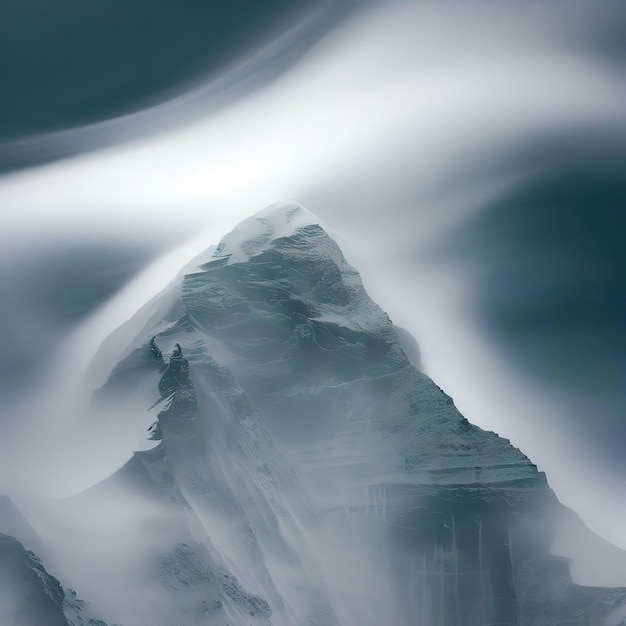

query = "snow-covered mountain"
2;203;626;626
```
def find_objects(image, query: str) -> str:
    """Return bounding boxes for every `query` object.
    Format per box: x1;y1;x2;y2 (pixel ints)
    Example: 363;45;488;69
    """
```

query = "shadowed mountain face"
0;529;113;626
0;0;336;142
64;204;626;626
0;533;69;626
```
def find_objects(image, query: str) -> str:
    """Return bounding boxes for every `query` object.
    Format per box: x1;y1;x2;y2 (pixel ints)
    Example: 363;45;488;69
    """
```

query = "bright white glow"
0;6;621;242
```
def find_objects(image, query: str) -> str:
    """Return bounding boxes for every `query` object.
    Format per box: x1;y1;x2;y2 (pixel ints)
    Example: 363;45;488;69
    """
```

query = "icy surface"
213;202;321;265
25;204;626;626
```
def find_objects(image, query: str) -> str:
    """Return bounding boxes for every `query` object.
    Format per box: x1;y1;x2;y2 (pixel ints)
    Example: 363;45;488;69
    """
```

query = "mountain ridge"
12;203;626;626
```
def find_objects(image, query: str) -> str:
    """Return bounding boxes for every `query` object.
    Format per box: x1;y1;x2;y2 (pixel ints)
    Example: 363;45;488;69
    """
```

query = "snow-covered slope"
33;204;626;626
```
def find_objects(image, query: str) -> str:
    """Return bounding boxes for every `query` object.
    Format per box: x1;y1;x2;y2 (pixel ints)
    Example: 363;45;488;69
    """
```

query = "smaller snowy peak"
0;533;109;626
0;533;68;626
211;202;320;265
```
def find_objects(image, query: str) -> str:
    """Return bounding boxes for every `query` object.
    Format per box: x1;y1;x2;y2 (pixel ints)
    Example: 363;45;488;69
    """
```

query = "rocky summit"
3;203;626;626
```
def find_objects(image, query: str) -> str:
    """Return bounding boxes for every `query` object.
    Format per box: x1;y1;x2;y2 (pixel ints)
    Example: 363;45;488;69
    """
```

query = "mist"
0;2;625;623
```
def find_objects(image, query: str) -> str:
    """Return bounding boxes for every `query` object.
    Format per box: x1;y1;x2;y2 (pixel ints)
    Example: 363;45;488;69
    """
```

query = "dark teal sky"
439;126;626;476
0;0;326;140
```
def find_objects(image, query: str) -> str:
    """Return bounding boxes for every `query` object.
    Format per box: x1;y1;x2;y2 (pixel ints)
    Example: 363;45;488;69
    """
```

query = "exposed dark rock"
94;336;165;402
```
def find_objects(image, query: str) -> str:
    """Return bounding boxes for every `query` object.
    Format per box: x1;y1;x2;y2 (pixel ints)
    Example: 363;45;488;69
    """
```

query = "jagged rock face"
85;204;626;626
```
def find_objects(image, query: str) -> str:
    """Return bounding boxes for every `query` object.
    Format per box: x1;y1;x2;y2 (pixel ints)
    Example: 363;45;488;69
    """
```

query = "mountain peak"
57;204;626;626
211;201;321;265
